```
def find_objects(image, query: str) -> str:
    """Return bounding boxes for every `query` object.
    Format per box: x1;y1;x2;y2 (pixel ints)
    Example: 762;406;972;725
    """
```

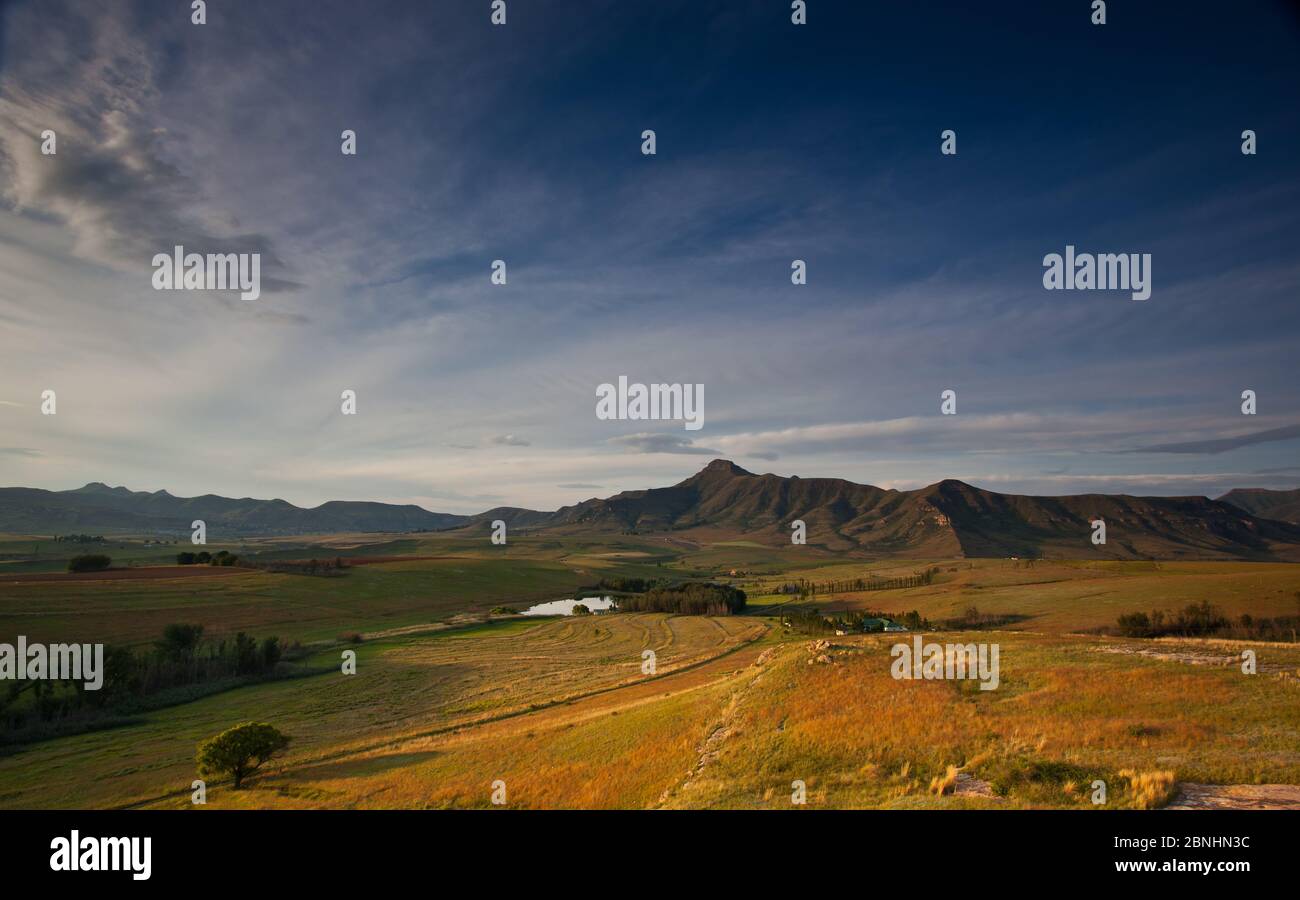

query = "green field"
0;533;687;646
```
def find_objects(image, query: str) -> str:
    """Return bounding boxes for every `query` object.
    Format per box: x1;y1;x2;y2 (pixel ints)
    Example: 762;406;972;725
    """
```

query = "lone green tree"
196;722;291;789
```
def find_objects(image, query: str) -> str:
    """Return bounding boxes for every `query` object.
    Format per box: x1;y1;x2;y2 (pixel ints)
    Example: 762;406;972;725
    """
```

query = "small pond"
520;596;617;616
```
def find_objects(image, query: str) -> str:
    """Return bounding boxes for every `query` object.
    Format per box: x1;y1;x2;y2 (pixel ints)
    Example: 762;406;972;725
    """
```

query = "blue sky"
1;0;1298;513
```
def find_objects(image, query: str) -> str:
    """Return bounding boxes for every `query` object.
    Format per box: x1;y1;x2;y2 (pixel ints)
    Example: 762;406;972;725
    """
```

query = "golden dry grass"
0;614;765;809
748;558;1300;633
5;625;1298;809
1117;769;1178;809
4;547;1299;810
655;632;1300;809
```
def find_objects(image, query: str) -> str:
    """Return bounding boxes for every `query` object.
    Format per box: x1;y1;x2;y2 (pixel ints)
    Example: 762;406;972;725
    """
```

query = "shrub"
1116;611;1151;637
156;623;204;662
67;554;111;573
206;550;239;566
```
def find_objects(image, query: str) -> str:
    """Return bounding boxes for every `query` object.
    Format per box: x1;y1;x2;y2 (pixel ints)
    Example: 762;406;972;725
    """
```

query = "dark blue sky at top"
346;0;1300;353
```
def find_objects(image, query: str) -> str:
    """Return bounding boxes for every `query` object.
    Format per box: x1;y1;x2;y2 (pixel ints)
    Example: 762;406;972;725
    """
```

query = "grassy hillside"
7;625;1292;810
0;614;765;809
657;632;1300;809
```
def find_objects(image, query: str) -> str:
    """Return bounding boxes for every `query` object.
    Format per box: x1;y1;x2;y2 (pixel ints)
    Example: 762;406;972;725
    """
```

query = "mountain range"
1217;488;1300;525
0;482;464;536
3;462;1299;560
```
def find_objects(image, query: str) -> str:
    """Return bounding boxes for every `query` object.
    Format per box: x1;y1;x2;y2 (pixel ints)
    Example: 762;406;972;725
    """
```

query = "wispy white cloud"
607;433;720;455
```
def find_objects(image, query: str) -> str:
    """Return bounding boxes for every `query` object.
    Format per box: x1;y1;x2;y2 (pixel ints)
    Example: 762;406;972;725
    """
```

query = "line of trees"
0;623;295;738
1115;600;1299;642
248;557;350;577
178;552;354;576
783;607;836;634
616;582;747;616
783;607;931;635
596;576;666;593
54;534;106;544
775;569;937;597
177;549;241;566
1116;601;1229;638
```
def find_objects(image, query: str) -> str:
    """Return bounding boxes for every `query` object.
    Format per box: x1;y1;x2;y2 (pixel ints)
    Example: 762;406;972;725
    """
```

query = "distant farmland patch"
0;565;253;583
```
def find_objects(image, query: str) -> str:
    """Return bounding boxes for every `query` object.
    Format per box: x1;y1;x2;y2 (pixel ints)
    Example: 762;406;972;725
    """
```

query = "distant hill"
0;483;468;536
524;460;1300;561
1218;488;1300;525
6;464;1300;559
466;506;557;530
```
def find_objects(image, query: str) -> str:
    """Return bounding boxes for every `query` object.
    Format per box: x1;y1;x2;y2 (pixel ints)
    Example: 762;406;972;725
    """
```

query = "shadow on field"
938;612;1037;630
274;750;441;784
